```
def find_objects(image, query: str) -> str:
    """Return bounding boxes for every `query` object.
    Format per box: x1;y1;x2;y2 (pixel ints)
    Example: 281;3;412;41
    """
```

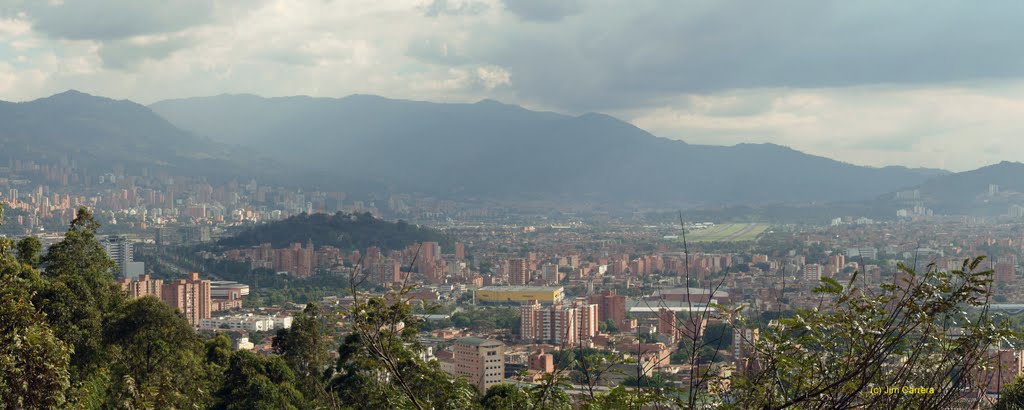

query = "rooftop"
652;287;729;298
627;306;713;314
477;286;563;292
456;337;504;347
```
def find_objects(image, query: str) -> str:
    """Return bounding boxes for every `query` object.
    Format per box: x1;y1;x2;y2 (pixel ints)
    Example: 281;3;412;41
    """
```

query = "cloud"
423;0;489;17
499;0;581;22
8;0;219;40
97;34;195;70
406;36;471;65
623;82;1024;171
8;0;1024;112
444;1;1024;112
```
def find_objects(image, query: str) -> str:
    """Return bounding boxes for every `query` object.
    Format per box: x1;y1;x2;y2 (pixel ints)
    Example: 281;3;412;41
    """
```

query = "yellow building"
475;286;564;305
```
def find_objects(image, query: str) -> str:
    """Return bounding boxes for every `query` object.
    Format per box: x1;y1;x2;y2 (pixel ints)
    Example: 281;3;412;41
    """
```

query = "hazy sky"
1;0;1023;171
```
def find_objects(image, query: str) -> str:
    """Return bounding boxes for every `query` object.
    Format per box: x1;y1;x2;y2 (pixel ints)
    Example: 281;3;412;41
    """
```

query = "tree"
273;303;337;409
528;376;573;410
604;319;620;334
213;350;305;410
696;345;719;364
481;384;533;410
0;245;72;409
337;293;479;410
994;375;1024;410
578;386;650;410
103;296;212;408
35;207;124;386
730;258;1016;409
15;236;42;267
205;333;234;370
702;322;733;350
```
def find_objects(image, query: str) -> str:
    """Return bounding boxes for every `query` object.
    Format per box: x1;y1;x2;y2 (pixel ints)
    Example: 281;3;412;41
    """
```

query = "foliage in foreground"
730;258;1016;409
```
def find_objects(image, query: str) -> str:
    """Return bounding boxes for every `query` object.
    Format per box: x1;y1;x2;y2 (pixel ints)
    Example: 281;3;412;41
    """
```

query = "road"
153;252;224;281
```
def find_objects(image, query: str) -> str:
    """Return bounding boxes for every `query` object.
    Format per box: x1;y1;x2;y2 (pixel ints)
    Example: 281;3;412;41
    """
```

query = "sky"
1;0;1023;171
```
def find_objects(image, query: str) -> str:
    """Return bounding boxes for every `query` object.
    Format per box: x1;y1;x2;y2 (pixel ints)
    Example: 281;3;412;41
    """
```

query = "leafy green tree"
730;258;1017;409
273;303;337;408
604;319;620;333
0;242;72;409
103;296;212;408
481;384;533;409
205;333;234;369
528;376;573;410
337;295;479;410
994;375;1024;410
578;386;651;410
213;350;305;410
695;345;719;365
35;207;124;386
15;236;42;267
702;322;733;350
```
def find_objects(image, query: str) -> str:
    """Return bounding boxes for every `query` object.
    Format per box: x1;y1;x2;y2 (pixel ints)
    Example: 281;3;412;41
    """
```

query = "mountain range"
0;90;249;179
875;161;1024;215
7;90;1023;215
149;94;945;205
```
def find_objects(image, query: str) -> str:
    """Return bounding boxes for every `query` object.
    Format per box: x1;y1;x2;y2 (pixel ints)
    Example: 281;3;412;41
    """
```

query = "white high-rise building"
101;235;144;279
804;264;823;282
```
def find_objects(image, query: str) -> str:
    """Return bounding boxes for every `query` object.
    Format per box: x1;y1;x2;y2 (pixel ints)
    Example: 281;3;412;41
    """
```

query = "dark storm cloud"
499;0;582;22
6;0;217;40
2;0;266;74
451;1;1024;111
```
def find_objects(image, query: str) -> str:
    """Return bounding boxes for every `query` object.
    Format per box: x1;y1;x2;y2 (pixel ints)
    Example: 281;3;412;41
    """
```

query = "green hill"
214;212;454;253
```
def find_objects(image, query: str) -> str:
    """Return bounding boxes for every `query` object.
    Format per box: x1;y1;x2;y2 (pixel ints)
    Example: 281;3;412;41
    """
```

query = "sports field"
682;223;770;242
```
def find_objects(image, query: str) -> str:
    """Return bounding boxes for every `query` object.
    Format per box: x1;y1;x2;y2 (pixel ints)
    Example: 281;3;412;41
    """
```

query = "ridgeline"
214;211;454;252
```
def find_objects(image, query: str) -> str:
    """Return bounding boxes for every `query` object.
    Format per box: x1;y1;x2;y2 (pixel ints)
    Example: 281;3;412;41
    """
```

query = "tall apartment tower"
421;241;440;262
804;264;823;282
573;297;599;340
520;301;542;341
508;258;529;285
117;274;163;299
543;305;578;346
100;235;133;280
454;242;466;261
522;299;598;346
379;258;403;285
161;272;212;327
452;337;505;393
588;289;626;330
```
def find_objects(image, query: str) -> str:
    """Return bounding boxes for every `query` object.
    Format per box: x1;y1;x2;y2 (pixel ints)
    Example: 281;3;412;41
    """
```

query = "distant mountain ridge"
879;161;1024;215
0;90;251;179
151;94;944;205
